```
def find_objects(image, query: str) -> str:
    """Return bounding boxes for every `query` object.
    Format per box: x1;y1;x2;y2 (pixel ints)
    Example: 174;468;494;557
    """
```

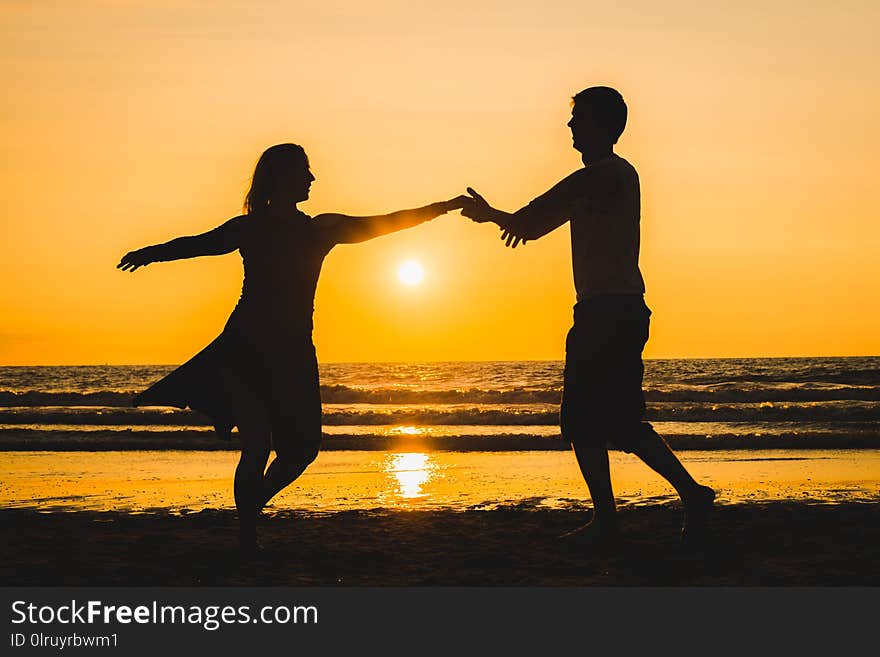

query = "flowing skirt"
134;329;321;448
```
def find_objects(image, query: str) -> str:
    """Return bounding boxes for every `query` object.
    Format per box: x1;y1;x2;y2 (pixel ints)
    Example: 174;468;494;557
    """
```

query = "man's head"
568;86;627;154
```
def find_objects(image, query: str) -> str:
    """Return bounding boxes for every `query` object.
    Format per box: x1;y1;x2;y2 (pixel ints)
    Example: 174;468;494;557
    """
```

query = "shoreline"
2;431;878;451
3;503;878;585
4;449;878;512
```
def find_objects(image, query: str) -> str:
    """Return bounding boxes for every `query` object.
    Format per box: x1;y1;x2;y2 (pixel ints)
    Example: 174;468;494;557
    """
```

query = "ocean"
1;357;878;451
2;358;878;511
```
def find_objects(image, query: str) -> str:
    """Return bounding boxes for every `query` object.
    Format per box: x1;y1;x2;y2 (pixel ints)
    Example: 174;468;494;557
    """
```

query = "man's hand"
460;187;496;223
462;187;528;248
500;227;527;249
117;247;156;272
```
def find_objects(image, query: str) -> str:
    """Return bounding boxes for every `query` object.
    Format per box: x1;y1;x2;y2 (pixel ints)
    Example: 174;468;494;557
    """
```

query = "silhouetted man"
462;86;715;545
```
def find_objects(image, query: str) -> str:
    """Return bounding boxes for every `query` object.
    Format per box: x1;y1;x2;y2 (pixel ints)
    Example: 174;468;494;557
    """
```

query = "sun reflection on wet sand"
2;450;879;513
386;452;434;499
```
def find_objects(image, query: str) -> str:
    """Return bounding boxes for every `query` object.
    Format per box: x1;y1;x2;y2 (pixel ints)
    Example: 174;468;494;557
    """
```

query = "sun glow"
397;260;424;286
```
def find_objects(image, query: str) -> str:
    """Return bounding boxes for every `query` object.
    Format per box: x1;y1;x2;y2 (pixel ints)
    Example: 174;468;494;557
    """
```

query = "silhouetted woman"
118;143;466;553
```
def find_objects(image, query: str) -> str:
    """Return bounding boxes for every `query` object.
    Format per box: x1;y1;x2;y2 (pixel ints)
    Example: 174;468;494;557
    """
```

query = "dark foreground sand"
3;503;878;586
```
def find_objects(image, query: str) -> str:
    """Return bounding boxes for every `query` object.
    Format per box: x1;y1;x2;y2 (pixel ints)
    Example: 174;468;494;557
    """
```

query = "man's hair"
571;86;627;144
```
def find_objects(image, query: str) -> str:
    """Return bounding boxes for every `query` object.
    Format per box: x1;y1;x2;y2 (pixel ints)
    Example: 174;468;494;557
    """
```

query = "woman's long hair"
243;143;308;215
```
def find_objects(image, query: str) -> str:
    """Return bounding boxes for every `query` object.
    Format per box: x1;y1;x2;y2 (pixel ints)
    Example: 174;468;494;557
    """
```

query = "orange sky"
1;1;878;364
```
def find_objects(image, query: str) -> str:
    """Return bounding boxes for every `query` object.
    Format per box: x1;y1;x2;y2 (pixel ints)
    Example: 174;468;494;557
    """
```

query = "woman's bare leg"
222;371;272;552
257;376;322;511
235;439;270;551
258;442;319;512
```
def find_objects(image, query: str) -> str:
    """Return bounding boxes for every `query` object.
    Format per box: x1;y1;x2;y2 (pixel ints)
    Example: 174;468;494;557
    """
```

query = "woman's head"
244;143;314;215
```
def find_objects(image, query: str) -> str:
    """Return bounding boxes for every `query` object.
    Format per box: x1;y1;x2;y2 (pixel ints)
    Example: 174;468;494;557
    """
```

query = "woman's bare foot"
681;485;716;545
238;523;263;560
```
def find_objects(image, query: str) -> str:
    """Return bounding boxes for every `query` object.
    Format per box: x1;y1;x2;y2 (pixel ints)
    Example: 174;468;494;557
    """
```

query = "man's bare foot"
681;485;716;545
559;516;621;550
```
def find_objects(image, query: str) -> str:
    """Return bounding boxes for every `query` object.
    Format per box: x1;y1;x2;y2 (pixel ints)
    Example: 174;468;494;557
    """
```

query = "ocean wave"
2;384;878;407
322;384;880;404
0;391;136;407
672;364;880;386
645;385;880;403
0;427;877;451
1;401;878;424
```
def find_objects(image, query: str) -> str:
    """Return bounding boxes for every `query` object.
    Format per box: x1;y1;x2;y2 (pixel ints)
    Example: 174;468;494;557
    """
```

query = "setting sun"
398;260;424;287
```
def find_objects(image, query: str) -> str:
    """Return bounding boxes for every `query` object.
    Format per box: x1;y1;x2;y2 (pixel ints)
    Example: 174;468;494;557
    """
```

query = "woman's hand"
117;246;157;272
436;195;471;214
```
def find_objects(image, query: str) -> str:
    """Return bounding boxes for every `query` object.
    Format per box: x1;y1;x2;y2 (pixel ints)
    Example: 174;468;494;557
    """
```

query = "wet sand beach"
3;449;878;512
2;503;878;586
2;449;878;585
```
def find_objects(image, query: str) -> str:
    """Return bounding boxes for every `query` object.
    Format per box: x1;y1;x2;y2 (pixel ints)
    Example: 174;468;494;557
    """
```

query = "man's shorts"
560;294;652;451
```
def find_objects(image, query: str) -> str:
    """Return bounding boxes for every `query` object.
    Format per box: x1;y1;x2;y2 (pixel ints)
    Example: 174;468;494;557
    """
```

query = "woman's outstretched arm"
314;196;469;245
117;216;246;272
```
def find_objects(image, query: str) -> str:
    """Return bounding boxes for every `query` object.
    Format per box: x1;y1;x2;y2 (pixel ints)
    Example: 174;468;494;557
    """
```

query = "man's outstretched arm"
461;171;587;248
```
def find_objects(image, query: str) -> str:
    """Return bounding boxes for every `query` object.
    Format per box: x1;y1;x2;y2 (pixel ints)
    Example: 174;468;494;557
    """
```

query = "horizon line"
1;354;878;367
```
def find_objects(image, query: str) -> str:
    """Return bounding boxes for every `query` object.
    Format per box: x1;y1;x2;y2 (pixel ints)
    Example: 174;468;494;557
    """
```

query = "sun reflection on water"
387;452;434;499
390;426;424;436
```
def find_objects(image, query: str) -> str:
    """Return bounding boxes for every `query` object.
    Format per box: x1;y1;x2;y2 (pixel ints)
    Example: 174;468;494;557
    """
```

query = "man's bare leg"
562;442;621;544
628;422;715;540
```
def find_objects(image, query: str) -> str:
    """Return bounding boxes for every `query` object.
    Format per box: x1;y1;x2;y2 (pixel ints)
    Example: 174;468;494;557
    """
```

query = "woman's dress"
134;211;334;446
